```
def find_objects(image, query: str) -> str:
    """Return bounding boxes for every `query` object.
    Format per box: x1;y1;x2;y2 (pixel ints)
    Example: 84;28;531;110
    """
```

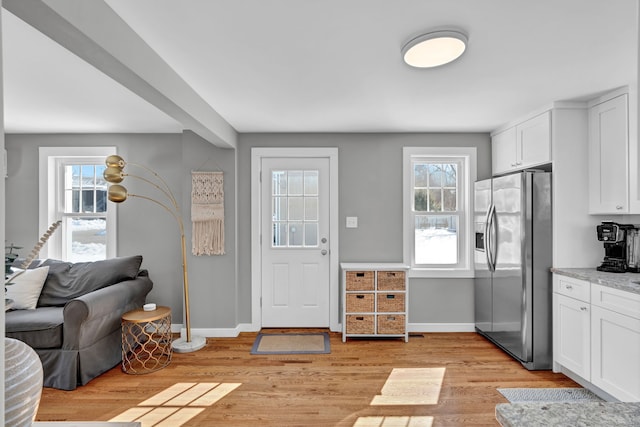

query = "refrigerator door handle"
491;205;498;271
483;204;492;268
485;204;496;272
490;204;498;272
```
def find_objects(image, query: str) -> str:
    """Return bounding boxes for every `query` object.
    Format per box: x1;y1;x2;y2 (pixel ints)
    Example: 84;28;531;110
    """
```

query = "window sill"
408;268;474;279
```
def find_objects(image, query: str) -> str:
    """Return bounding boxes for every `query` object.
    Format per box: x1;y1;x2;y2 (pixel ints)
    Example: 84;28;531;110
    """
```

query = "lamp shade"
103;167;125;183
105;154;126;169
107;184;128;203
402;30;467;68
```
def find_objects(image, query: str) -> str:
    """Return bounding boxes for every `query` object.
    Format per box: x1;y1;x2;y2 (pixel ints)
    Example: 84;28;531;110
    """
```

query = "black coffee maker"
597;221;635;273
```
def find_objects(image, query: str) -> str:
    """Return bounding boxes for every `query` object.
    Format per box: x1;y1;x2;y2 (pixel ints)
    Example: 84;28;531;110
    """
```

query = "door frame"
251;147;340;332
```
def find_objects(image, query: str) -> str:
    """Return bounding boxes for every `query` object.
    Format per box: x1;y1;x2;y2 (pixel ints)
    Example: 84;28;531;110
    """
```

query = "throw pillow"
37;255;143;307
5;266;50;310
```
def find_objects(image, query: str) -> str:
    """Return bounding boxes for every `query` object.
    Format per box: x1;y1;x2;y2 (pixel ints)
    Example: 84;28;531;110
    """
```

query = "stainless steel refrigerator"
474;171;552;370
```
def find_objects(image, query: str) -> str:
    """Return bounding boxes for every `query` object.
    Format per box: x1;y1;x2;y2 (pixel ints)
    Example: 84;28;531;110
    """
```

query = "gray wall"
6;131;490;330
5;132;236;330
180;131;237;328
237;133;491;325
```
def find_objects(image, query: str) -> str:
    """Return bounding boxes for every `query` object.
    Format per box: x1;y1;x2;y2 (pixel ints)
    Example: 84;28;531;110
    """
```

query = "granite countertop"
496;402;640;426
551;267;640;295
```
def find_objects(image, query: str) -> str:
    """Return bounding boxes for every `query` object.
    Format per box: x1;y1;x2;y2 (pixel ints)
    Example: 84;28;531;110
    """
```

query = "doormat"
250;332;330;355
498;387;603;403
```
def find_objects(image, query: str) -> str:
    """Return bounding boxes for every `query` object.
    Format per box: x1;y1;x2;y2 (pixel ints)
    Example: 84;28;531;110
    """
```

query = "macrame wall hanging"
191;171;225;255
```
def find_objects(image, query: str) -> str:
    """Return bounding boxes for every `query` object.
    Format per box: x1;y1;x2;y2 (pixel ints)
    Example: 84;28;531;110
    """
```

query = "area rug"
498;387;603;403
250;332;331;355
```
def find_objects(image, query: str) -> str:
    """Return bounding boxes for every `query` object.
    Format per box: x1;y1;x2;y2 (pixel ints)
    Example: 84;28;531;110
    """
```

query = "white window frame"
403;147;476;278
39;147;117;261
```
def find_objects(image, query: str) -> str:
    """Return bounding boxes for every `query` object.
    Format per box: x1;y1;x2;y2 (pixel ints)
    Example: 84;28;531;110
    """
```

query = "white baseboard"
408;323;476;333
171;322;476;337
172;323;258;338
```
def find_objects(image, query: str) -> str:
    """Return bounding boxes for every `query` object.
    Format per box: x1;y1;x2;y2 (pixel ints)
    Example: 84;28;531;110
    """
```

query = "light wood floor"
35;330;577;426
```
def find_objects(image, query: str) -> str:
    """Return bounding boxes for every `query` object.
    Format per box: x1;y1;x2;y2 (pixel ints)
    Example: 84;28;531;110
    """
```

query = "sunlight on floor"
352;367;445;426
108;382;241;427
106;367;444;425
353;416;434;427
370;367;445;405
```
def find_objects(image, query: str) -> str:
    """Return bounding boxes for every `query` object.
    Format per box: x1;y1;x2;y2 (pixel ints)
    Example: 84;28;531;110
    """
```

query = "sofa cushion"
5;306;64;349
37;255;143;307
5;266;50;310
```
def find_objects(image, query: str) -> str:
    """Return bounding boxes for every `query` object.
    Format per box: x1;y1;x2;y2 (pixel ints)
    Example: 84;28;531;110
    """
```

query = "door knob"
321;249;328;256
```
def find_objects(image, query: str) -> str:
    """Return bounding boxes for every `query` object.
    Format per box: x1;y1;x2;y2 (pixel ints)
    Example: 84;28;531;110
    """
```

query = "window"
39;147;116;262
271;169;319;247
403;147;476;278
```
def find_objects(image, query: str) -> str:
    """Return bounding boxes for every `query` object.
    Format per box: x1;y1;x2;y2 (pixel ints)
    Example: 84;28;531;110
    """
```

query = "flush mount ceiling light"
402;30;468;68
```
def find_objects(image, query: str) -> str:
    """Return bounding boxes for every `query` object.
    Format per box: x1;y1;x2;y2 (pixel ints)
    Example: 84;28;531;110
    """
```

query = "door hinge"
259;170;262;183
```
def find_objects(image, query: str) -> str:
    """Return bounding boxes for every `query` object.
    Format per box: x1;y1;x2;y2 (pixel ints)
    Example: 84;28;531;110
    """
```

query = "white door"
260;157;330;327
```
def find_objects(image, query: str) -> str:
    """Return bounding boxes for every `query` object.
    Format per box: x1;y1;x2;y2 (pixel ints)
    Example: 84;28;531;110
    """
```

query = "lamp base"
172;335;207;353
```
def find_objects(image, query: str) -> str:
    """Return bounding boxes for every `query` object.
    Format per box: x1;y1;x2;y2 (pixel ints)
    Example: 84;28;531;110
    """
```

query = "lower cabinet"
590;284;640;401
341;263;409;342
553;274;640;402
554;293;590;380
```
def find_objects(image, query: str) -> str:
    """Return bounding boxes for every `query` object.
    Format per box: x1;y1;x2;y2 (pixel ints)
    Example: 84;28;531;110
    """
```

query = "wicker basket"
377;314;406;334
346;314;375;334
346;271;375;291
377;293;405;313
377;271;406;291
346;293;374;312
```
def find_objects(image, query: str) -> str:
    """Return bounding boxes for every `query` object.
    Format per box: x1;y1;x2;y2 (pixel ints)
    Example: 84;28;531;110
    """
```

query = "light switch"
346;216;358;228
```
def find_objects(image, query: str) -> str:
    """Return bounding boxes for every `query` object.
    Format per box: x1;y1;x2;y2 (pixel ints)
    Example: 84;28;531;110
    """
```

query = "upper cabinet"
491;127;517;174
492;111;551;175
588;91;629;214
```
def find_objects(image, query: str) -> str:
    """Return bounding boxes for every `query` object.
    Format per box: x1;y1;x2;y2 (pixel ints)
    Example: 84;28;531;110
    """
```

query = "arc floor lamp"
104;155;206;353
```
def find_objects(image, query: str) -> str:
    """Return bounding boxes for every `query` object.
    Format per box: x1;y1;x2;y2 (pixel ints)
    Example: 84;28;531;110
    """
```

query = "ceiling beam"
4;0;237;149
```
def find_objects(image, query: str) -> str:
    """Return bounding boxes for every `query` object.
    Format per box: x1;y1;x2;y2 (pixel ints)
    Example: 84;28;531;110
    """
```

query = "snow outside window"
403;147;476;278
39;147;117;262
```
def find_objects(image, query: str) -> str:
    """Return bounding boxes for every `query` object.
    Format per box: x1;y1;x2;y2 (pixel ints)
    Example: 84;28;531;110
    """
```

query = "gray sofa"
5;255;153;390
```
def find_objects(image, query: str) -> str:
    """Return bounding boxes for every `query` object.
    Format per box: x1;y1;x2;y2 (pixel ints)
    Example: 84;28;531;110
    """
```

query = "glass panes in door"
272;170;319;247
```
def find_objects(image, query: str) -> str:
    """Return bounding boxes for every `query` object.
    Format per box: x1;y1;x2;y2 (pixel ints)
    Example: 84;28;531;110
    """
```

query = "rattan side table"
121;306;172;374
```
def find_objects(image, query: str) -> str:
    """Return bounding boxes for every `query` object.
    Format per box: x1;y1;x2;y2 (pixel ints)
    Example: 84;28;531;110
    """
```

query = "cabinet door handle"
616;205;624;210
580;306;588;311
565;285;573;290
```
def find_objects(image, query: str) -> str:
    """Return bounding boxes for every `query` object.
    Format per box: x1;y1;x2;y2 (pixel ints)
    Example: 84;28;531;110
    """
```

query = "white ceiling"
3;0;638;136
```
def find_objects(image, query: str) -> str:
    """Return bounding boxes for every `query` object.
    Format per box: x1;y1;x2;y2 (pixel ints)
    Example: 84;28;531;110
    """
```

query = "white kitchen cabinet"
491;111;551;175
491;127;517;175
588;92;629;214
590;284;640;402
518;111;552;167
553;274;640;402
554;294;591;380
553;275;591;380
